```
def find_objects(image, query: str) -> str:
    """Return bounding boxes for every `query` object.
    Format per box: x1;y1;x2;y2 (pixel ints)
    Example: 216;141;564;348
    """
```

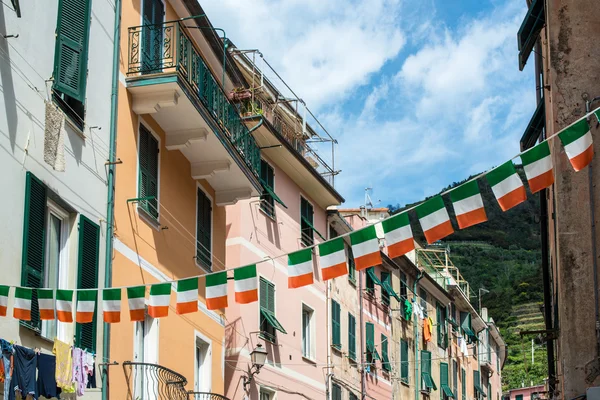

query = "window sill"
52;93;85;135
301;356;317;365
331;345;342;354
195;259;212;274
401;379;410;387
137;206;161;230
348;277;357;287
421;389;431;396
259;333;276;344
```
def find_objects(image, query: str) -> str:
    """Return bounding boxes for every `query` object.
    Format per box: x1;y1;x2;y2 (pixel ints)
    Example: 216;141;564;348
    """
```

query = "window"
300;197;314;246
381;334;390;372
332;383;342;400
349;393;359;400
196;187;212;270
460;312;477;344
134;314;159;399
440;363;454;399
347;246;356;285
52;0;92;130
487;330;492;362
461;369;466;400
365;322;380;364
420;288;428;318
517;0;545;70
138;124;159;220
474;371;486;399
260;277;286;341
302;304;315;359
452;360;458;400
400;339;409;383
380;271;390;306
348;313;356;361
400;272;408;299
195;336;211;392
141;0;165;74
515;395;523;400
75;216;100;352
331;300;341;350
437;302;448;349
366;268;375;295
260;388;275;400
421;350;436;391
260;160;276;217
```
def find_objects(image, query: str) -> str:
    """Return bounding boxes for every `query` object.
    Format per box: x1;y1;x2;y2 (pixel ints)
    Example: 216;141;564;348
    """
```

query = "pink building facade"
509;385;546;400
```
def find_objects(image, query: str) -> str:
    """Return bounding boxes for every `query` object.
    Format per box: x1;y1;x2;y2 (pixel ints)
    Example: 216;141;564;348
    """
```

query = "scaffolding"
416;247;472;302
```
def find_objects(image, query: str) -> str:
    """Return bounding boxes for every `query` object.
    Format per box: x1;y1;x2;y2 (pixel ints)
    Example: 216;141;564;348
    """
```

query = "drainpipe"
102;0;122;399
359;269;366;399
413;271;424;400
326;280;332;400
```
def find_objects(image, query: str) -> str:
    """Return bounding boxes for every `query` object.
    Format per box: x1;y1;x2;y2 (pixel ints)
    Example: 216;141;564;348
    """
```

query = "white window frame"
258;274;277;344
41;199;70;342
259;386;277;400
136;119;161;229
301;303;316;361
195;182;213;272
194;330;212;393
133;313;159;400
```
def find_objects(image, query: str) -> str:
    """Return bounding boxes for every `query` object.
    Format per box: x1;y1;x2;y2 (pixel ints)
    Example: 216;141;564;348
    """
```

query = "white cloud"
201;0;405;108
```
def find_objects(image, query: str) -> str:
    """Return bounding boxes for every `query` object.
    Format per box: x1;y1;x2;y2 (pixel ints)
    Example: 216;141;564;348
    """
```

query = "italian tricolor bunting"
38;289;55;320
103;288;121;323
318;237;347;281
450;180;487;229
381;212;415;258
13;287;32;320
234;265;258;304
127;286;146;322
205;272;228;310
76;290;96;323
350;225;382;271
0;285;8;317
288;248;314;288
416;196;454;244
148;283;171;318
56;290;73;323
558;118;594;171
176;278;198;315
521;141;554;193
486;161;527;211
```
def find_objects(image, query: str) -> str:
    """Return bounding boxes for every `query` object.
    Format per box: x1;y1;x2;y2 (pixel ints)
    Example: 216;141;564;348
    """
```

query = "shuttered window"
196;188;212;270
420;288;428;317
260;160;276;217
138;125;159;220
332;383;342;400
437;302;448;349
75;216;100;352
421;350;437;390
20;172;48;331
300;197;314;246
441;362;455;399
453;360;459;399
347;246;356;284
260;277;285;340
349;393;358;400
348;313;356;361
462;369;467;400
381;334;390;371
366;322;379;363
400;339;409;383
380;271;390;306
331;300;341;350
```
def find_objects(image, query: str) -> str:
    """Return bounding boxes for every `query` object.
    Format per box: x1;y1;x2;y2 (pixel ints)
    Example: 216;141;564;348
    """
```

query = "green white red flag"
103;288;121;323
450;180;487;229
38;289;55;320
56;289;73;323
127;286;146;322
416;196;454;244
520;141;554;193
76;290;96;323
13;287;32;320
0;285;8;317
234;264;258;304
318;237;347;280
350;225;382;270
176;278;198;315
288;248;314;288
558;118;594;171
205;272;228;310
486;161;527;211
381;212;415;258
148;283;171;318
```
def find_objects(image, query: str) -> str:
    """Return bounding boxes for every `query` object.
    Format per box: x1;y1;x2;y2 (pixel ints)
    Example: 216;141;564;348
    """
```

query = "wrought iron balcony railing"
127;21;261;178
187;392;230;400
123;361;188;400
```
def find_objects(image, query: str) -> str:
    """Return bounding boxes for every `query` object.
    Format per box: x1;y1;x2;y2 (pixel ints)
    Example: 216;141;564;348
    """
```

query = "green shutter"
347;246;356;283
196;188;212;269
331;300;341;349
20;172;47;331
380;271;390;306
138;125;159;219
300;197;314;246
441;362;454;397
348;313;356;360
462;369;466;400
75;215;100;352
53;0;91;102
453;360;458;397
332;383;342;400
401;340;409;383
421;350;437;390
381;334;390;371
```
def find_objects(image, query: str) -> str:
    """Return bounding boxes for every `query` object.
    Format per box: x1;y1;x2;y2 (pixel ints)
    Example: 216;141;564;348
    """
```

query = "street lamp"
243;344;268;391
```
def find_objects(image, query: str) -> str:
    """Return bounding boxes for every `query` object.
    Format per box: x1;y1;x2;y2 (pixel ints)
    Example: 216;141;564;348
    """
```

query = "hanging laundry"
12;345;37;400
53;339;75;393
72;347;88;396
86;362;97;389
37;353;61;399
423;317;433;342
84;351;96;389
1;344;13;400
404;299;413;321
412;300;424;319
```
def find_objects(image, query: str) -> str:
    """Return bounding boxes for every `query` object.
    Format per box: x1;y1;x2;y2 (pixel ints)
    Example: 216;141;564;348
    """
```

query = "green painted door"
142;0;165;73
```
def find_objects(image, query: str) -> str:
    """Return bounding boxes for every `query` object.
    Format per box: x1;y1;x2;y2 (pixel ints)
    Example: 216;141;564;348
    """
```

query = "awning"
260;308;287;334
422;373;437;390
381;279;401;302
367;268;383;286
259;178;287;208
441;385;455;398
301;216;326;241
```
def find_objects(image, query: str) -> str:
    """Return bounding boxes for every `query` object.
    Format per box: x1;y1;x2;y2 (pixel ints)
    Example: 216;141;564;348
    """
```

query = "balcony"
126;21;261;205
123;361;230;400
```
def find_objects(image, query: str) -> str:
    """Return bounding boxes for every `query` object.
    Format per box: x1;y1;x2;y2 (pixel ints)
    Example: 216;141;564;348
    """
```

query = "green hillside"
389;167;548;389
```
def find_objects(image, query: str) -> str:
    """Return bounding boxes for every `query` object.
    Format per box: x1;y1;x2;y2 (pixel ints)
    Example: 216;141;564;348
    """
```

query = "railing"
188;392;230;400
127;21;261;178
123;361;188;400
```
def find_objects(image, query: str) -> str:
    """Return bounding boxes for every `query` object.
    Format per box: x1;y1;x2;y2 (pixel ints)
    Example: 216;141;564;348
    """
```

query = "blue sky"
202;0;536;207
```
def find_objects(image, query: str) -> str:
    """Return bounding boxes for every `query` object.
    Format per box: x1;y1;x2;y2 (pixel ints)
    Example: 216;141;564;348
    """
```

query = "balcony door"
133;315;159;400
141;0;165;73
